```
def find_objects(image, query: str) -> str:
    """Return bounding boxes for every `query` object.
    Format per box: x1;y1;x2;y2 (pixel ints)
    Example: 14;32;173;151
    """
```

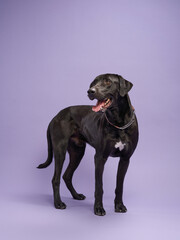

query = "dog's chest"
104;131;127;153
108;138;126;156
114;140;126;151
107;131;130;157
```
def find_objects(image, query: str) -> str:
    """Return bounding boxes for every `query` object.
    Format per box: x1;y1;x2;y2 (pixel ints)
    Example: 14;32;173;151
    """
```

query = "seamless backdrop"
0;0;180;240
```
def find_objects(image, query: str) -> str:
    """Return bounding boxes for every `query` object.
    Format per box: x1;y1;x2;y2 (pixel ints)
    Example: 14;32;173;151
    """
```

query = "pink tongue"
92;101;105;112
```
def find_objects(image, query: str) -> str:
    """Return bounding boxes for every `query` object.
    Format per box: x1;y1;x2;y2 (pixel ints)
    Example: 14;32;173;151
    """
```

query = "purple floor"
1;189;179;240
1;143;179;240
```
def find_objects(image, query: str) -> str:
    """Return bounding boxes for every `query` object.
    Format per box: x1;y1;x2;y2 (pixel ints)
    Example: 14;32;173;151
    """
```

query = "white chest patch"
115;141;126;151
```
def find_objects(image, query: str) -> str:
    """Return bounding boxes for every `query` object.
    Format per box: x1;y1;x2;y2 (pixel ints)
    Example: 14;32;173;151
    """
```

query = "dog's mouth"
92;98;112;112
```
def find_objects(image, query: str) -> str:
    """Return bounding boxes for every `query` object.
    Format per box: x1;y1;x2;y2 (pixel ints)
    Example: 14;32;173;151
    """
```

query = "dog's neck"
105;94;132;127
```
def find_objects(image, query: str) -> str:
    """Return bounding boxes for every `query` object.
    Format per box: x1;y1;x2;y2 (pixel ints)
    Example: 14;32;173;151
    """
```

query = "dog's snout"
87;88;96;95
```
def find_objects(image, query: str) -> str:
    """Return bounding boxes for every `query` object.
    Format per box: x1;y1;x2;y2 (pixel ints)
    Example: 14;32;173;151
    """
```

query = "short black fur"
37;73;139;216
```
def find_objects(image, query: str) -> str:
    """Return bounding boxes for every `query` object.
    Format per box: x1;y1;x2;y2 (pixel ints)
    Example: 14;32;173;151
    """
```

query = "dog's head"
87;74;133;112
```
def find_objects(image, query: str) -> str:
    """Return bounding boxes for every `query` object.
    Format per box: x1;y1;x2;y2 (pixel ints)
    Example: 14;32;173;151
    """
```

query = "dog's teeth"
105;99;110;106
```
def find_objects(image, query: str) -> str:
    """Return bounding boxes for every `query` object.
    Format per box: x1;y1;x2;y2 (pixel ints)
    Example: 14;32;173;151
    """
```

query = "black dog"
38;73;139;216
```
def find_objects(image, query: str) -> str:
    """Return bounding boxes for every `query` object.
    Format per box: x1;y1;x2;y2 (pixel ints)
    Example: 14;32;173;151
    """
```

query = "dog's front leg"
114;157;130;213
94;153;107;216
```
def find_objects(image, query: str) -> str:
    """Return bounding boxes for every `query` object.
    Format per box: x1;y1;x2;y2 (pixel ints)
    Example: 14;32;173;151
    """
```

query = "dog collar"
104;111;135;130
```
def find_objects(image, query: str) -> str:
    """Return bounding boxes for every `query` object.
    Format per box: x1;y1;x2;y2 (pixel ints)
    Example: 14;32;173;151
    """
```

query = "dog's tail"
37;125;53;169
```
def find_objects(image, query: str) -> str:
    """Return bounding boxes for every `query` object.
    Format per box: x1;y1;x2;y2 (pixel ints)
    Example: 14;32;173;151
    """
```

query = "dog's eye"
103;79;112;86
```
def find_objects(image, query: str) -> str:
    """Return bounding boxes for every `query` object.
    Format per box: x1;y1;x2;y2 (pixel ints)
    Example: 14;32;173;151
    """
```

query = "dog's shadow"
13;193;53;207
11;192;93;211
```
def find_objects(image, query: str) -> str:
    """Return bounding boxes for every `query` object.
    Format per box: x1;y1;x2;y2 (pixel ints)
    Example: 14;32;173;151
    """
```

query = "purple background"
0;0;180;239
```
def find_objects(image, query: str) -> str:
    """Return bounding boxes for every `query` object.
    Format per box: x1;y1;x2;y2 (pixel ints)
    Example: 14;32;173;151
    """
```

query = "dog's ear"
118;75;133;97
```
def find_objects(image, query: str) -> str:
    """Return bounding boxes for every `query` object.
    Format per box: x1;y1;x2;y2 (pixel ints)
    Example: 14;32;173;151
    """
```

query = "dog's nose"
87;88;96;95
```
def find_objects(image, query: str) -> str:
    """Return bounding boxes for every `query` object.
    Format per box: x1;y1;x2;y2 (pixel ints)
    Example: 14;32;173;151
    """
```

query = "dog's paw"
115;202;127;213
94;205;106;216
54;201;66;209
73;193;86;200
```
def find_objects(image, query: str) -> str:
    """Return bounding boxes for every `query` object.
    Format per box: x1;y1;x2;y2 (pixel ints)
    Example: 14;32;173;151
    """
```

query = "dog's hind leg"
63;137;86;200
52;141;68;209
